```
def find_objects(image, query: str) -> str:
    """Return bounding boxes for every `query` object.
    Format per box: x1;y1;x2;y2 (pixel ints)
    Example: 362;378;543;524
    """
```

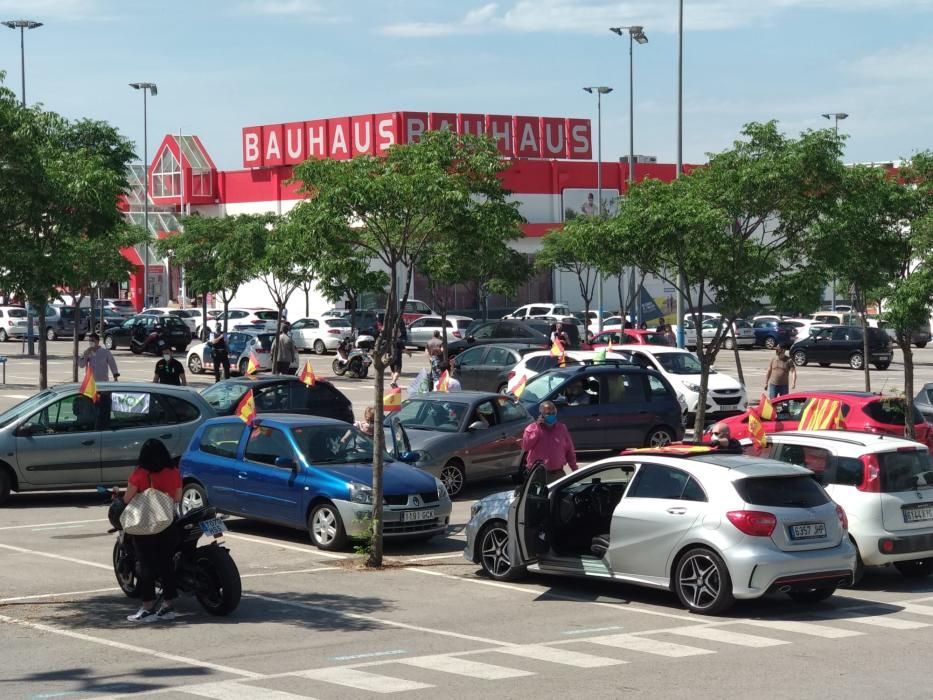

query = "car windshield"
396;398;469;433
878;450;933;492
0;390;56;428
521;372;570;403
864;398;923;426
291;424;391;465
256;311;278;321
110;300;134;309
654;352;710;375
200;383;250;413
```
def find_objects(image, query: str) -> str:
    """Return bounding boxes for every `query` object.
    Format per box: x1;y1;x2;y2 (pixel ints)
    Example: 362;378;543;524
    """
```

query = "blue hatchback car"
752;319;798;349
180;415;451;551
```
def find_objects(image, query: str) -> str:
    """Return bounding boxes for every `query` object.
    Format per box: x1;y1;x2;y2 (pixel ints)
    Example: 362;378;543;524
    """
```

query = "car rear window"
256;311;278;320
733;475;829;508
526;356;581;372
456;319;472;329
6;308;26;318
863;399;923;426
878;450;933;492
325;318;350;327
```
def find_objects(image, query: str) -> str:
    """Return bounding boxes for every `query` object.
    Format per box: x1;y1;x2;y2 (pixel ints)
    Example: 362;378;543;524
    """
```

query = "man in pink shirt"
522;401;578;483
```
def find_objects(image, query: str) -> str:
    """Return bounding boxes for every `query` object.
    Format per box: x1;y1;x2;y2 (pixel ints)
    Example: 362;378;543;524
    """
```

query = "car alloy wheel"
674;547;735;615
46;328;56;341
440;460;466;498
313;339;326;355
181;483;207;514
309;502;347;551
764;336;776;349
875;362;890;370
0;330;7;343
849;352;864;370
104;335;114;350
792;350;808;366
646;428;674;448
188;355;204;374
479;522;519;581
723;337;735;350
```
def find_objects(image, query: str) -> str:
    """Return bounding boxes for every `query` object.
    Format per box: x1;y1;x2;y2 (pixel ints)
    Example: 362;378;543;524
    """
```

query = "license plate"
904;506;933;523
403;509;435;523
789;522;826;540
199;517;227;537
878;354;891;360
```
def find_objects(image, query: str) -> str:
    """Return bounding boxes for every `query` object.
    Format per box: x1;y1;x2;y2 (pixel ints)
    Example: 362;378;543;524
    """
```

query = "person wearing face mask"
78;332;120;381
709;422;743;453
152;347;186;386
522;400;578;483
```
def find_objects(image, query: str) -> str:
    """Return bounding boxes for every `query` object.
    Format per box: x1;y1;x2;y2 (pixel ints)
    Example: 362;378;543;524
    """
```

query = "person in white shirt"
434;362;462;392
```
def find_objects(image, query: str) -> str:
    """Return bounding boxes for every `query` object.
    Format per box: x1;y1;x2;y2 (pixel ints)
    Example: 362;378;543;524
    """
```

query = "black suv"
517;362;684;450
103;314;192;352
200;376;353;424
450;319;581;356
790;325;893;370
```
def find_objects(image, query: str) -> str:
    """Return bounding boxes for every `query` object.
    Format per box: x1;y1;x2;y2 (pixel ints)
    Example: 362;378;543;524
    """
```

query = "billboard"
561;188;621;222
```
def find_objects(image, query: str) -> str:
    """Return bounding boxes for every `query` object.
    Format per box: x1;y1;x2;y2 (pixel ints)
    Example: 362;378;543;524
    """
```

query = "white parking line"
665;626;789;647
588;633;715;657
295;667;432;692
0;542;111;570
223;533;347;560
399;654;534;679
241;566;337;578
184;682;316;700
497;644;625;668
0;518;104;531
0;587;120;603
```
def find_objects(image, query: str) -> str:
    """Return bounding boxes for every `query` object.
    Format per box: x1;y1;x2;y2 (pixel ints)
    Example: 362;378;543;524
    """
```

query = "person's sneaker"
156;606;176;621
126;607;158;623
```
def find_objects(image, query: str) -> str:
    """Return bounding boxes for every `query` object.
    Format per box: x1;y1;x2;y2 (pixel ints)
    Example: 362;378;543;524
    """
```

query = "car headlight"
348;482;374;505
470;502;483;518
683;382;701;393
417;450;434;465
436;478;449;501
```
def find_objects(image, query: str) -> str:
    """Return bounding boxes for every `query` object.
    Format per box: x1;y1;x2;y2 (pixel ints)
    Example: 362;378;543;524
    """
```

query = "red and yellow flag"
383;386;402;412
245;351;260;376
758;393;776;421
235;388;256;425
748;409;767;449
606;338;614;353
298;359;316;386
798;398;843;431
78;369;98;403
436;369;450;392
508;373;528;397
550;339;566;367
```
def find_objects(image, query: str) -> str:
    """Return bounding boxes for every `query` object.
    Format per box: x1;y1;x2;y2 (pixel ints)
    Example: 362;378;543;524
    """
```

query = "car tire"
792;350;808;366
674;547;735;615
440;460;466;498
843;538;865;587
238;358;249;376
497;383;509;394
875;362;890;370
0;468;11;505
188;355;204;374
478;520;525;581
46;328;56;341
787;586;836;603
894;558;933;578
104;335;115;350
849;352;864;370
723;337;735;350
917;342;928;349
313;339;326;355
180;482;208;514
764;336;776;350
0;330;7;343
645;427;675;448
175;344;188;353
308;502;348;551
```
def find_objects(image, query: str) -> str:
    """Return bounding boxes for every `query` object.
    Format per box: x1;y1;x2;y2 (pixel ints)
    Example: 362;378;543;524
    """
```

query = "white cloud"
379;0;933;37
235;0;333;18
845;40;933;83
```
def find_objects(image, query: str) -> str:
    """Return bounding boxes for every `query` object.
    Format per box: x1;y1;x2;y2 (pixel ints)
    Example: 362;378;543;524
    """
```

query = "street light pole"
676;0;686;348
3;19;43;356
583;86;613;334
822;112;848;312
130;83;158;310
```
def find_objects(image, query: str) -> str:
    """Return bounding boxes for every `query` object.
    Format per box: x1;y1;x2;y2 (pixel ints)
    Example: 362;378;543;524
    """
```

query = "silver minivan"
0;383;215;504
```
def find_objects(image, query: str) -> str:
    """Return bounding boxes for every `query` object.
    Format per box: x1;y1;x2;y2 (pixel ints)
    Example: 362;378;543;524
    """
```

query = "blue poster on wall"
639;287;665;323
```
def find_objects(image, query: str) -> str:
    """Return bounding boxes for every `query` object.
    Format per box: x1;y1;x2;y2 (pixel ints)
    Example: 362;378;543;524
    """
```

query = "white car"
0;306;29;341
289;316;352;354
186;330;274;376
407;315;473;348
782;317;821;339
215;308;280;333
141;307;199;334
623;346;747;418
504;303;574;323
761;431;933;581
700;317;755;350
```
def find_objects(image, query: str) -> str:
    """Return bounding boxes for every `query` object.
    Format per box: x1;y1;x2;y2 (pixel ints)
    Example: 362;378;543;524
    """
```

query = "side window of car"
473;399;498;427
602;373;641;405
484;347;512;366
574;465;634;487
844;328;862;342
774;443;831;481
774;398;807;421
472;323;496;339
161;395;201;423
23;395;98;434
108;392;161;429
681;476;707;502
456;347;486;366
831;456;864;487
245;426;295;466
495;396;528;423
200;423;244;458
627;463;690;499
647;374;671;399
410;319;425;329
255;384;290;412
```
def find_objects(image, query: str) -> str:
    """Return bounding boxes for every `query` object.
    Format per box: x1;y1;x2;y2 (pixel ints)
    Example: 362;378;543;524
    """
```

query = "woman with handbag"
120;439;182;623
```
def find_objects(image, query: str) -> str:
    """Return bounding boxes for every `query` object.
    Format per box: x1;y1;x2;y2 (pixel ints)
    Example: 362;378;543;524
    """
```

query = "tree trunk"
71;297;84;383
693;353;711;439
440;302;449;363
730;326;746;387
201;294;208;341
272;306;285;371
36;301;48;390
348;294;358;335
304;286;310;318
902;335;915;440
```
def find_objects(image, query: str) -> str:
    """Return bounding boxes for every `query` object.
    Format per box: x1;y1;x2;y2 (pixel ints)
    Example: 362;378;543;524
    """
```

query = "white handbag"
120;475;175;535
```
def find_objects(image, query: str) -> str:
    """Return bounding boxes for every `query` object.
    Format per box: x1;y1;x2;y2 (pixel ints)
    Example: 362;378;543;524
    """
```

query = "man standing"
209;323;230;383
272;322;298;375
426;330;444;383
522;401;578;483
764;344;796;399
78;333;120;381
152;347;186;386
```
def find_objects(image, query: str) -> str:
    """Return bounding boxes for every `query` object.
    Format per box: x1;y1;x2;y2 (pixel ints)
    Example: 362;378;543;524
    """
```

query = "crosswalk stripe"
891;603;933;617
399;655;535;679
739;619;863;639
829;614;929;630
185;682;316;700
665;626;789;647
496;644;626;667
294;668;433;693
588;633;715;657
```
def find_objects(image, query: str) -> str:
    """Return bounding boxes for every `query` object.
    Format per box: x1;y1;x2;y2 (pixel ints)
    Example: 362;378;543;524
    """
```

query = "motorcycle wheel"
112;539;141;599
347;357;362;378
130;343;143;355
331;358;347;376
192;545;241;616
359;366;369;379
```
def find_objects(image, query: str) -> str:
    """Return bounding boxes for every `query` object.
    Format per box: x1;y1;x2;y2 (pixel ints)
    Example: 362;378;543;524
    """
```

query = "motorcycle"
130;326;168;356
332;335;372;379
109;499;241;616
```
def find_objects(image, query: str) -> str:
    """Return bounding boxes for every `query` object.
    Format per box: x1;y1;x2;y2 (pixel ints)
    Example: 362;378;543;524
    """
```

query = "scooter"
332;335;372;378
130;326;168;355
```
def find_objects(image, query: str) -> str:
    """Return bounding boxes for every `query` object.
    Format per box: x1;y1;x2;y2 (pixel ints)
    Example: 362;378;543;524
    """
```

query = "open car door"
388;415;414;462
508;463;551;566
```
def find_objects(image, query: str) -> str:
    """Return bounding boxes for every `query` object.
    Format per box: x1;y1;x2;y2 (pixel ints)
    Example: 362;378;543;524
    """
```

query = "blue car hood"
321;462;437;495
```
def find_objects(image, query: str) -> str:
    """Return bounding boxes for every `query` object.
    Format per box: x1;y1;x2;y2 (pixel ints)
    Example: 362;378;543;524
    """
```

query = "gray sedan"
389;391;531;497
407;315;473;349
0;383;215;504
464;451;856;615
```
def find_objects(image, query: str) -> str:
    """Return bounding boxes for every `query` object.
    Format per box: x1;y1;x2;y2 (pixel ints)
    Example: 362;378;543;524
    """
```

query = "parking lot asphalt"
3;341;933;698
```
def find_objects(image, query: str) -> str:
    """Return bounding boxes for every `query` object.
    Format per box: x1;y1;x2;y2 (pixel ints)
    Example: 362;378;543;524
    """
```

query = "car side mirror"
15;423;36;437
467;335;475;343
468;420;489;431
274;456;297;470
399;450;419;463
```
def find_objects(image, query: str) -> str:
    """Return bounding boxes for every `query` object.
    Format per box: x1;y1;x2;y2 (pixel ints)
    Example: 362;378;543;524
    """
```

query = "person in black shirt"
710;423;743;453
209;323;230;382
153;347;187;386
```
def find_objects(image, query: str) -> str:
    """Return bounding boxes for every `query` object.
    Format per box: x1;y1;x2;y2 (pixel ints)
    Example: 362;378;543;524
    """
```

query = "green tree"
291;129;517;566
256;215;307;368
473;248;532;321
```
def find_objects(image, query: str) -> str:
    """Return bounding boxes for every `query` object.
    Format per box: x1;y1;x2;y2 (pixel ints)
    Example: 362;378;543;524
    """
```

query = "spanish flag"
606;338;614;353
298;359;316;386
550;339;566;367
235;388;256;425
78;369;98;403
758;393;776;421
748;409;767;449
245;351;260;376
436;369;450;392
384;386;402;412
508;373;528;397
798;398;843;431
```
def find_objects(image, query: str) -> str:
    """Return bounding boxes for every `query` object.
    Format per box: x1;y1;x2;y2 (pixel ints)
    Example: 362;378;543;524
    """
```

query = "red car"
714;391;933;448
585;328;675;349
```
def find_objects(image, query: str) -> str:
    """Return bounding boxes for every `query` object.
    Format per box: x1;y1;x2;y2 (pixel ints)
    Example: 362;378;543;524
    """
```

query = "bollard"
0;355;7;384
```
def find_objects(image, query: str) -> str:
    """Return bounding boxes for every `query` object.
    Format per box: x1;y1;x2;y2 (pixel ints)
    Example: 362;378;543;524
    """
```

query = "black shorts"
390;352;403;373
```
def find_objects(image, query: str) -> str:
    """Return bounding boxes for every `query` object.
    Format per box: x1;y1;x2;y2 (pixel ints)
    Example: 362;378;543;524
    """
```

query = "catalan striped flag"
235;389;256;425
797;398;844;431
78;369;98;403
758;393;776;421
384;386;403;412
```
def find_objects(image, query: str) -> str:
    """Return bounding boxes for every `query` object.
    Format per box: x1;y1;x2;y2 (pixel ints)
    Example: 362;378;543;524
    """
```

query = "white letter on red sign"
571;124;591;156
519;122;539;154
331;123;348;157
286;126;303;161
377;118;396;151
353;120;372;154
245;132;260;165
265;130;281;162
307;123;326;158
406;117;425;143
544;121;564;155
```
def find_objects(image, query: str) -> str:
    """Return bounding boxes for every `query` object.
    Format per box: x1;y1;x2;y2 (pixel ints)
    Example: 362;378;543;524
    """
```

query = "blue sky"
1;0;931;171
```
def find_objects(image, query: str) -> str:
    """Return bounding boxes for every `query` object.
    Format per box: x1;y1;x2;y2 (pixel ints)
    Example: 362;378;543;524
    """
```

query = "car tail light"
836;504;848;531
453;330;461;338
858;454;881;492
507;370;515;381
328;329;341;334
726;510;777;537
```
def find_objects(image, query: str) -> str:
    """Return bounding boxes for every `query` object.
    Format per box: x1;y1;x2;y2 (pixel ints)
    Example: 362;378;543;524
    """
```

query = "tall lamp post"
822;112;848;311
3;18;42;356
610;24;648;327
130;82;158;310
675;0;686;347
583;86;613;333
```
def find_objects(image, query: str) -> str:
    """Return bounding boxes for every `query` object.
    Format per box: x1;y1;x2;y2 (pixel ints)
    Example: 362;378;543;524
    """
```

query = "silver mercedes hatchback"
464;448;856;615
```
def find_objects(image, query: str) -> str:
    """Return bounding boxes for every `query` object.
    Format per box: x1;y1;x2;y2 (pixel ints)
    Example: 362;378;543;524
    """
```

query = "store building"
121;111;693;320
